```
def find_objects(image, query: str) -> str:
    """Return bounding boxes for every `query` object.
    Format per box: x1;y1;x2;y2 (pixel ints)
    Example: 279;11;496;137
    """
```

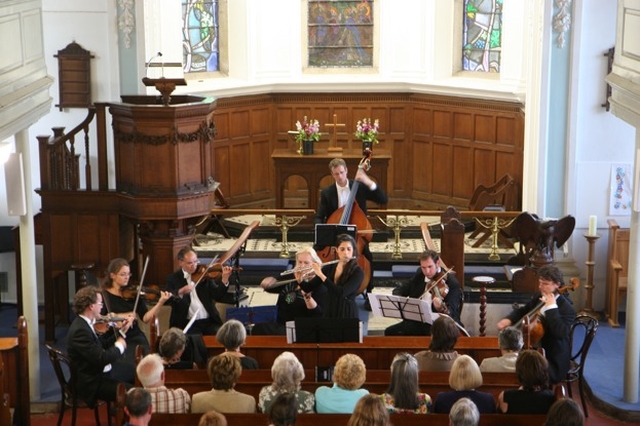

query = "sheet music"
183;307;200;334
248;289;279;307
368;293;439;324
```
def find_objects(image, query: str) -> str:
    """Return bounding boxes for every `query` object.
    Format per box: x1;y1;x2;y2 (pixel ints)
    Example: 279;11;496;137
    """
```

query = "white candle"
588;215;597;236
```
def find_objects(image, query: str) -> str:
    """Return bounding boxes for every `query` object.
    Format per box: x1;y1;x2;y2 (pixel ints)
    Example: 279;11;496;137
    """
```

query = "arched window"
462;0;502;73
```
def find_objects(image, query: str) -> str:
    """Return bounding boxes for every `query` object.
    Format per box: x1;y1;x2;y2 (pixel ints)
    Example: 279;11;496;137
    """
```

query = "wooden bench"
158;368;520;402
606;219;629;327
0;316;29;426
201;335;502;370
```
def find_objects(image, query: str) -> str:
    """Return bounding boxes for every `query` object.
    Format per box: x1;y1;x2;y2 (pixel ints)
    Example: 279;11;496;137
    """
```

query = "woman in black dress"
311;234;363;319
100;258;172;383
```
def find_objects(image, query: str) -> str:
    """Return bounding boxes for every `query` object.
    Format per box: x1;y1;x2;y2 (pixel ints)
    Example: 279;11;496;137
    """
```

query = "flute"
279;259;341;276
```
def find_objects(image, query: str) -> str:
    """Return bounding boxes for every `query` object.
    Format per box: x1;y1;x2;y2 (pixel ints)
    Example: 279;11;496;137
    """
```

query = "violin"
93;314;127;335
518;277;579;347
121;284;173;303
422;266;454;315
191;264;243;283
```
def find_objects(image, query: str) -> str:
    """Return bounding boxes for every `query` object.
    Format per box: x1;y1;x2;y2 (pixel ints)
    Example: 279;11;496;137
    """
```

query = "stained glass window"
462;0;502;73
308;0;374;68
182;0;219;73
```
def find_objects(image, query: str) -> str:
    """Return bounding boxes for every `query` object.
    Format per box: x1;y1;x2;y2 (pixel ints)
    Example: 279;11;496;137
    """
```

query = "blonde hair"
449;355;483;390
334;354;366;390
198;410;228;426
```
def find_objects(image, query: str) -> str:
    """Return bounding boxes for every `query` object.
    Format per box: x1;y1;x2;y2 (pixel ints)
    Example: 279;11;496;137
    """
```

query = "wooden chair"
565;314;598;417
45;344;112;426
606;219;629;327
468;173;518;248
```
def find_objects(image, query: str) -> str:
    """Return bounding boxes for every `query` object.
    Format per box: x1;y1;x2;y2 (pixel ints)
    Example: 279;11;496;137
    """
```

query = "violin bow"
131;255;150;318
193;254;220;287
425;266;455;294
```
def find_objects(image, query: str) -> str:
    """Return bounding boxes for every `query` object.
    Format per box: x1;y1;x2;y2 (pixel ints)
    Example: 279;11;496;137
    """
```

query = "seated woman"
544;398;585;426
497;349;555;414
479;326;523;373
198;410;227;426
259;351;314;413
433;354;495;413
315;353;369;413
414;315;460;371
191;353;256;413
268;392;298;426
159;327;196;369
347;394;391;426
216;319;259;370
380;353;431;413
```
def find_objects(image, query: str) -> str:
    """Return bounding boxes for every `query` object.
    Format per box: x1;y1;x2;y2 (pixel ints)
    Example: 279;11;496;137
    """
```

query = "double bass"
318;150;374;294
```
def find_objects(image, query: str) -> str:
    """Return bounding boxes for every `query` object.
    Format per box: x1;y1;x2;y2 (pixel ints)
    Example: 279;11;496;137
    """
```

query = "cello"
318;150;374;294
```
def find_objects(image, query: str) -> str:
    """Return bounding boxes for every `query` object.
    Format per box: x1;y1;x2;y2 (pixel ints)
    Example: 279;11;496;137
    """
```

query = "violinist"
166;247;232;335
66;286;133;406
253;246;328;335
314;157;388;311
384;250;463;336
101;258;172;383
496;265;575;385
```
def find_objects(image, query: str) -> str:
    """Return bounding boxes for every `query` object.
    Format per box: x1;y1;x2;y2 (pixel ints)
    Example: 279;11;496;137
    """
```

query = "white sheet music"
248;289;279;307
367;293;440;324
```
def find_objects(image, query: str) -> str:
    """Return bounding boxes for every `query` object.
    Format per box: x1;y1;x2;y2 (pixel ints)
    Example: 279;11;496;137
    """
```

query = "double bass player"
314;157;388;310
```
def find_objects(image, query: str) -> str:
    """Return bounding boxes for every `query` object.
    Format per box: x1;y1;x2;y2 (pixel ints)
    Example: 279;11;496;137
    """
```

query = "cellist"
496;264;576;385
314;157;388;310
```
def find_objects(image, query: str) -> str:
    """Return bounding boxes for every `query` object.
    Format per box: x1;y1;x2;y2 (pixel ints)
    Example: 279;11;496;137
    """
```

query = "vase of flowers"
295;116;321;155
355;118;380;154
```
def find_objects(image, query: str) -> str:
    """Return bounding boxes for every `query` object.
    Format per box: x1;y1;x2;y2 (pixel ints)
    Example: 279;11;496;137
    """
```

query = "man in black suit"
166;247;232;335
314;157;388;310
66;286;133;405
497;264;576;384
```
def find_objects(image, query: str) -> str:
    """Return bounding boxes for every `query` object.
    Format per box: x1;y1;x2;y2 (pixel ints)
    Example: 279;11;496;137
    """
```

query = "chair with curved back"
565;314;598;417
45;344;112;426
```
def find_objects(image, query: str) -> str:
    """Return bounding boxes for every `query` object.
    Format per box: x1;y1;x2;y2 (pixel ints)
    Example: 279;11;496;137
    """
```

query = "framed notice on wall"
611;164;632;215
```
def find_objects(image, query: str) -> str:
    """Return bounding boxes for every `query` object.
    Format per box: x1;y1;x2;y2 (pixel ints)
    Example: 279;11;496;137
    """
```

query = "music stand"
367;293;440;324
226;305;278;335
314;224;357;247
217;220;260;307
286;318;362;343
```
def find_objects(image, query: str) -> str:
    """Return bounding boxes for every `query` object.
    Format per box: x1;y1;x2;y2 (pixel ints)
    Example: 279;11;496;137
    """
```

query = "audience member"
315;353;369;413
380;352;431;413
449;397;480;426
497;349;555;414
66;286;133;406
198;410;228;426
124;387;153;426
433;355;495;413
479;326;522;373
158;327;197;369
191;353;256;413
414;315;460;371
268;392;298;426
259;351;314;413
136;353;190;413
216;319;259;369
544;398;585;426
347;394;391;426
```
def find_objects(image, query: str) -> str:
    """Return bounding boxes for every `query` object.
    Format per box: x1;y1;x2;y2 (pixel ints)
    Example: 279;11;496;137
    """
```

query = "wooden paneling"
213;93;524;209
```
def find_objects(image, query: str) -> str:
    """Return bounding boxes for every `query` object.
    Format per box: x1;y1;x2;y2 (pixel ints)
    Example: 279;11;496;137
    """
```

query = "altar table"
271;148;391;210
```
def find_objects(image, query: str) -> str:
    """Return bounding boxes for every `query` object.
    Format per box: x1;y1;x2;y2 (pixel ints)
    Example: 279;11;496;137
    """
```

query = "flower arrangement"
294;116;321;144
355;118;380;143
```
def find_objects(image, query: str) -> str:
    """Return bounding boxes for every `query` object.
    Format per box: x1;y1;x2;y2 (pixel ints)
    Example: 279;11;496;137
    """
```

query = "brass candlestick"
581;233;600;315
377;215;410;259
274;214;307;258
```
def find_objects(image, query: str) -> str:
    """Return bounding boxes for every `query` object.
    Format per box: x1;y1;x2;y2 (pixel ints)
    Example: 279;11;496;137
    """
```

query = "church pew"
203;335;502;370
161;369;520;401
145;412;547;426
0;316;29;426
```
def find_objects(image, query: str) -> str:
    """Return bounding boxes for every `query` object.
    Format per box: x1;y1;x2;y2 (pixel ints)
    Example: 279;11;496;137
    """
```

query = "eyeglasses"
118;272;133;277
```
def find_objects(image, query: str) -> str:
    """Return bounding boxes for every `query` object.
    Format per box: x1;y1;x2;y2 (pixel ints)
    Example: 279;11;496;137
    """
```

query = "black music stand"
314;224;357;247
367;293;439;324
226;305;278;335
287;318;362;343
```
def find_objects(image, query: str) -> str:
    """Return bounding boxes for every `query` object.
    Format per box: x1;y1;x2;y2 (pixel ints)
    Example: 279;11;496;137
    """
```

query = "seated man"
384;250;463;336
136;354;191;413
124;387;153;426
479;326;523;373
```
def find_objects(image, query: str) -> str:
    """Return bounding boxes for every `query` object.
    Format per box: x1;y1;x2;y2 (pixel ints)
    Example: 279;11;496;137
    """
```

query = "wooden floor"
29;382;629;426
